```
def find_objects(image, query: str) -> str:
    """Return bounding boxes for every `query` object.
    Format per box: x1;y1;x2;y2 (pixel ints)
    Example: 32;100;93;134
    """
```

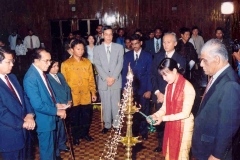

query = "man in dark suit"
192;39;240;160
122;34;152;140
151;32;186;152
47;60;72;159
144;27;165;56
23;48;67;160
0;47;35;160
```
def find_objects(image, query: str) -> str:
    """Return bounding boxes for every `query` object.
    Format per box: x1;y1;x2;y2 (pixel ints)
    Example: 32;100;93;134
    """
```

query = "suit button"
109;71;110;72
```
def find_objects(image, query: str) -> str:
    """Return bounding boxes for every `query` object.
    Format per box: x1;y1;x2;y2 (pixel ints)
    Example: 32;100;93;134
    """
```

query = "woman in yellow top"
61;39;97;146
148;58;195;160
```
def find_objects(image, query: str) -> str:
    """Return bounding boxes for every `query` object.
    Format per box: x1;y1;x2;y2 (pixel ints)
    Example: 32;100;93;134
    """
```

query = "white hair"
201;39;228;61
164;32;177;42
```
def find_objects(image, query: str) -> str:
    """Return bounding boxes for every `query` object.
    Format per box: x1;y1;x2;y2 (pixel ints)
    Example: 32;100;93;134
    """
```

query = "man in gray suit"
93;26;124;134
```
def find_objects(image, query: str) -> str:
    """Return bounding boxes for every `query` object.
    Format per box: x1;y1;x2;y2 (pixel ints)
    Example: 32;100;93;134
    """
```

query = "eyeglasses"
40;59;52;64
3;59;15;65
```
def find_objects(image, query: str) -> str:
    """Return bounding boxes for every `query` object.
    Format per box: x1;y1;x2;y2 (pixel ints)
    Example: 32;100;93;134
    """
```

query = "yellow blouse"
61;57;96;106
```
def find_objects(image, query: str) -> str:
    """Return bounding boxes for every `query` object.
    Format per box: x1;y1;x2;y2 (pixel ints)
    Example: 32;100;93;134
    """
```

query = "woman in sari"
148;58;195;160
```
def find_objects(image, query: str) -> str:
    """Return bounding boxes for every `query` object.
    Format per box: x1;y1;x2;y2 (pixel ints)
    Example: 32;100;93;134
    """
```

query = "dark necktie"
30;36;33;49
156;40;160;53
107;46;110;62
5;75;21;104
201;77;213;104
135;54;139;66
43;73;56;103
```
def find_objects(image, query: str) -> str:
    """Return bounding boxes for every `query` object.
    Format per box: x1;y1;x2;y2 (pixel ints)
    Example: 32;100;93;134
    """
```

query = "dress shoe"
101;128;109;134
73;139;80;146
60;147;70;152
83;135;94;141
142;134;148;140
56;156;63;160
153;146;162;152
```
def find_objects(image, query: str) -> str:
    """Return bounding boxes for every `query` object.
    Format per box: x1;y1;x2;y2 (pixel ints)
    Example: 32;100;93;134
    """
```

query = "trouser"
1;149;23;160
37;130;55;160
56;118;67;156
70;104;93;140
132;94;150;136
99;89;121;129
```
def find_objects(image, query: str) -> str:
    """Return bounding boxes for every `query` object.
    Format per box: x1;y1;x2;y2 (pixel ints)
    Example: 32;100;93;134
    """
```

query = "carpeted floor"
34;108;165;160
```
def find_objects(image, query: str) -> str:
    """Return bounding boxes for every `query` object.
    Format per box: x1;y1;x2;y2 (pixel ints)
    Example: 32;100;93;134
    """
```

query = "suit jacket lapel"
31;65;53;98
197;67;231;114
109;43;117;70
0;77;23;110
8;75;24;106
100;44;109;67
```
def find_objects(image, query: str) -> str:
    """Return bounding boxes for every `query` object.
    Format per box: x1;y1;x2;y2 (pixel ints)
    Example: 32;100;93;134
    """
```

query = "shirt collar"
166;49;175;58
134;48;142;55
33;64;43;75
212;64;230;80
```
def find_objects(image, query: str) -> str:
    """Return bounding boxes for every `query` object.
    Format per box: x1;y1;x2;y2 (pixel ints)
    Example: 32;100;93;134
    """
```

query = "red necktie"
5;75;21;104
43;73;56;103
201;77;213;104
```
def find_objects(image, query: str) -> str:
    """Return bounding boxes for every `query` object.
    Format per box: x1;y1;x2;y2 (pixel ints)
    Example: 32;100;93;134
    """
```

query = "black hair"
191;26;199;31
0;47;13;63
86;34;96;45
28;28;33;32
117;28;124;33
47;60;58;73
31;48;46;63
124;36;131;42
97;24;103;28
70;39;86;49
158;58;185;75
179;27;190;35
134;29;142;34
130;34;142;42
154;27;162;32
103;26;113;32
215;27;224;34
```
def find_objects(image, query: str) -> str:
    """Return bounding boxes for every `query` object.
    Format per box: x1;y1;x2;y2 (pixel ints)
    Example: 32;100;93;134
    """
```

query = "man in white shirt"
8;29;20;52
23;29;40;51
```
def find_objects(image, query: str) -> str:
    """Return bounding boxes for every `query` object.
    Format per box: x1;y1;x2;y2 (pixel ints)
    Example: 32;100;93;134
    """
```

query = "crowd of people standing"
0;24;240;160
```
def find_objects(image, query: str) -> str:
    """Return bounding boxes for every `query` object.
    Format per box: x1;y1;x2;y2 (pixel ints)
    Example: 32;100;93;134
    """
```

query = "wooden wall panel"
0;0;239;49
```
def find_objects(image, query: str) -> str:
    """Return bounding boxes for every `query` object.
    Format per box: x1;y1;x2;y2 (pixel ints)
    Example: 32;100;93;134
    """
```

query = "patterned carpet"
34;108;165;160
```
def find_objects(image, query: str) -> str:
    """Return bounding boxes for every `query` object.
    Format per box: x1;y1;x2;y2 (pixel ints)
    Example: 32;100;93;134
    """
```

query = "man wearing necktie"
23;29;40;52
0;48;35;160
150;32;186;152
122;34;152;140
23;48;67;160
93;26;124;134
23;29;40;66
144;27;164;56
192;39;240;160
